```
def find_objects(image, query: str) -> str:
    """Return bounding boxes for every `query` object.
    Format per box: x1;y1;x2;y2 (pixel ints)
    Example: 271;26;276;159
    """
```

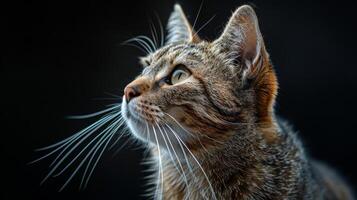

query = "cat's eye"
169;65;191;85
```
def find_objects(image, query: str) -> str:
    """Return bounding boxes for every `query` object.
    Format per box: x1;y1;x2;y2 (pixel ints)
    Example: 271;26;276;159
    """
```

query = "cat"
121;4;355;200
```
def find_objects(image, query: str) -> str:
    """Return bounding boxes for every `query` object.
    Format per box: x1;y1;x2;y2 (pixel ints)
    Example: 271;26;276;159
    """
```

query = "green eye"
170;65;191;85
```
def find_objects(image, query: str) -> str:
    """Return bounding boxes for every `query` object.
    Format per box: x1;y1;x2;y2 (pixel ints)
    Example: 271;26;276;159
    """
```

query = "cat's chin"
121;97;148;142
121;97;191;154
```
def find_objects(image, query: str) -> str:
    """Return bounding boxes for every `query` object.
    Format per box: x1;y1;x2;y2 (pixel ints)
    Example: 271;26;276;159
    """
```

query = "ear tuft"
166;4;200;44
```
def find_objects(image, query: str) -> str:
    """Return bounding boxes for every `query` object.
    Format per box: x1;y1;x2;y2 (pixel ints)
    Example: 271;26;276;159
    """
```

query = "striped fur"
122;4;354;200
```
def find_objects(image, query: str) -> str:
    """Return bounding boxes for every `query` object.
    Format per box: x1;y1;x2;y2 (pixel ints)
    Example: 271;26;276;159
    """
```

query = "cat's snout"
124;85;141;102
124;77;151;102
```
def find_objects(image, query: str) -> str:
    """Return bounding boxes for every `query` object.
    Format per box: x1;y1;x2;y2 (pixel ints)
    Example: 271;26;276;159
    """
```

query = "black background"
2;0;357;199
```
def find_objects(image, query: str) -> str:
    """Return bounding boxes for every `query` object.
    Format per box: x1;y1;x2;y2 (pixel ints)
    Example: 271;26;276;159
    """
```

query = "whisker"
53;117;123;177
122;42;149;54
154;13;165;47
67;105;121;119
122;37;153;54
49;114;122;167
30;113;116;164
135;35;157;52
192;0;204;31
149;21;159;50
91;97;120;101
104;92;121;98
162;113;214;157
160;123;191;196
164;111;223;147
162;123;194;172
58;123;118;192
132;38;153;53
34;105;120;152
163;113;195;137
152;123;164;200
192;15;215;40
33;134;76;153
111;137;131;158
126;37;153;53
40;114;121;185
145;122;151;147
165;123;217;200
81;119;124;189
155;122;182;176
109;127;128;150
164;123;203;200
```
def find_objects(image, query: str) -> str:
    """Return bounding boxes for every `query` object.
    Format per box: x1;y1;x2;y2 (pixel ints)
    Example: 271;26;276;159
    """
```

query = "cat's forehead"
142;43;207;75
154;43;205;60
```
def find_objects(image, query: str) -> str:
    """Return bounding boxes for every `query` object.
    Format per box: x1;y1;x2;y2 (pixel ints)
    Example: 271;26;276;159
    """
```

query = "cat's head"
121;4;278;153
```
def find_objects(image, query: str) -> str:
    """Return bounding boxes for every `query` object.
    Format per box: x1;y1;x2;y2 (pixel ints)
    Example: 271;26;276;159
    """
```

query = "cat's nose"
124;85;141;102
124;77;151;102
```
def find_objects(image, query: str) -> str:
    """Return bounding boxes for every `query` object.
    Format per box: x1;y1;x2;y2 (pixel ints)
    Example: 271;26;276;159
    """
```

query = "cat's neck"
150;121;301;199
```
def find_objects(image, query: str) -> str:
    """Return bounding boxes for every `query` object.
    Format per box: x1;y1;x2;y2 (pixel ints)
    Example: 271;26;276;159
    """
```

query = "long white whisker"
145;122;151;147
49;114;122;167
136;35;157;52
132;38;154;53
152;123;164;200
34;134;76;152
163;112;214;157
164;123;200;198
165;124;217;200
154;13;164;47
51;116;121;177
160;123;191;197
79;121;120;189
163;113;195;137
67;105;121;119
123;38;153;54
192;0;204;31
122;42;149;54
32;135;77;160
58;123;118;192
103;92;121;98
149;21;159;50
164;111;222;146
34;106;120;152
192;15;215;40
155;122;182;176
127;37;153;53
40;113;120;184
108;127;128;150
162;124;194;173
82;119;124;189
30;113;117;165
111;136;130;158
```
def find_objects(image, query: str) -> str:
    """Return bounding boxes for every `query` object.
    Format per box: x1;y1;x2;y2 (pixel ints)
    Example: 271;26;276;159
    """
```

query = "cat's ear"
166;4;200;44
213;5;265;77
214;5;278;124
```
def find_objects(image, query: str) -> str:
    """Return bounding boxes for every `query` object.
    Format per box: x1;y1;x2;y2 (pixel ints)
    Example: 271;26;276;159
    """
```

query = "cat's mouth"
121;96;191;150
122;96;163;123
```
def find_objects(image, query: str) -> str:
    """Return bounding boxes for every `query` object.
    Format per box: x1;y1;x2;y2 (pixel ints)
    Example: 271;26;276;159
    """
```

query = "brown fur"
122;4;354;200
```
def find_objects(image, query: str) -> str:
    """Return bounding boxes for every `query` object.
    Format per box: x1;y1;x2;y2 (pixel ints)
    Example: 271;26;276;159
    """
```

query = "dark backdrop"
2;0;357;199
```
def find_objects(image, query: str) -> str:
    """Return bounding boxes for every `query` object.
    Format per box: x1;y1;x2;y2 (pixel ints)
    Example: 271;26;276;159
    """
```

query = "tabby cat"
121;4;354;200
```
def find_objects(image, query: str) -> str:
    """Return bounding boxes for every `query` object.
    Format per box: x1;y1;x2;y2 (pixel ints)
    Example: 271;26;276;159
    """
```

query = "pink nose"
124;85;141;102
